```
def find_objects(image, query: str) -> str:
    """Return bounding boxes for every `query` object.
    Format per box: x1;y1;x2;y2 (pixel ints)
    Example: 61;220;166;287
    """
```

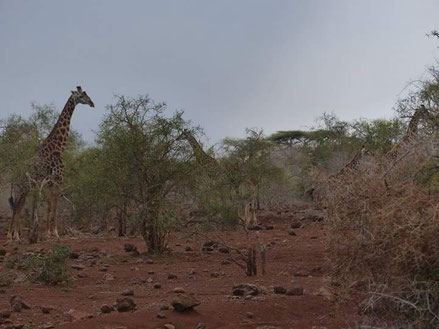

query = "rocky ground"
0;204;363;329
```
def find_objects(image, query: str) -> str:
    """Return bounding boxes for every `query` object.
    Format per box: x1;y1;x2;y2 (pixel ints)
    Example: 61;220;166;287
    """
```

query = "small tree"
96;95;194;252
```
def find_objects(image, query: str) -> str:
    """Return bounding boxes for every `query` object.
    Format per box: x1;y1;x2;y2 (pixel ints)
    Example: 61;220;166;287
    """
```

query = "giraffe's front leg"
48;185;61;239
44;198;53;240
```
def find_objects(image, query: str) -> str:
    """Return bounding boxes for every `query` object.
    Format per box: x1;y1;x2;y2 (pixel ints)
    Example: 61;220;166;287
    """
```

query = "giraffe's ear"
76;86;82;92
71;91;75;95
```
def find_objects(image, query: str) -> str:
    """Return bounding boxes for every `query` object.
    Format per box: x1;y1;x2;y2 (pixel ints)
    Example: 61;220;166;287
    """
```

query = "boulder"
115;298;136;312
171;293;201;312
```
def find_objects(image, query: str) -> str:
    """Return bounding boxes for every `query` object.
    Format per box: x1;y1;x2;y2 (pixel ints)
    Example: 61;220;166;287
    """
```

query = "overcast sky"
1;0;438;145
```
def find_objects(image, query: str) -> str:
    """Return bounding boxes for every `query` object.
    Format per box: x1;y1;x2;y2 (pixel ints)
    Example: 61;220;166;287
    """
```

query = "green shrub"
21;245;71;285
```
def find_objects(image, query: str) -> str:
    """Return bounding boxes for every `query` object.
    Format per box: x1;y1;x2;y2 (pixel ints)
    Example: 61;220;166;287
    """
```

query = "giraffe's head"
360;145;374;157
71;86;95;108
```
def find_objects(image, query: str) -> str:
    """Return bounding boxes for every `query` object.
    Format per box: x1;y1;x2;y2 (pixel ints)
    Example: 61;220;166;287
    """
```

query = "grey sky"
1;0;438;145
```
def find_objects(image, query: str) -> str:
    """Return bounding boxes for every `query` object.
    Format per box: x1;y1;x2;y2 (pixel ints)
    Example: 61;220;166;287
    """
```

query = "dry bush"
314;139;439;327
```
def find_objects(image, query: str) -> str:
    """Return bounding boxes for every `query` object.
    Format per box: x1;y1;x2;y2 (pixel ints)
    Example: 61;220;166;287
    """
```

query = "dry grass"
313;139;439;327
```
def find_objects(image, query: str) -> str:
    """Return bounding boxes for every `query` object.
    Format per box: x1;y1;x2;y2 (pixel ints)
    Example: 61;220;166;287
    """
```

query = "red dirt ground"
0;206;364;329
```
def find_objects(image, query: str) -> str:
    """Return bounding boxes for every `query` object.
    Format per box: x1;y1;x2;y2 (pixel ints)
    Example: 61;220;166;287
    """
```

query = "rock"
69;252;80;259
290;221;302;229
246;312;254;319
232;284;262;297
248;225;263;231
171;293;201;312
0;310;11;318
221;260;231;265
286;285;304;296
148;270;155;275
264;225;274;230
196;323;206;329
77;272;87;278
157;313;166;319
153;283;162;289
121;289;134;296
294;269;311;277
315;287;333;301
301;209;324;222
288;229;296;236
104;273;115;281
184;246;193;252
203;240;215;248
167;274;177;280
218;247;229;254
116;298;136;312
100;304;114;314
123;244;137;253
66;309;88;321
173;287;186;293
187;268;195;275
99;266;108;272
146;259;154;264
41;306;54;314
71;264;86;270
0;249;6;256
9;296;30;313
159;304;169;311
163;325;175;329
273;286;286;294
201;246;214;253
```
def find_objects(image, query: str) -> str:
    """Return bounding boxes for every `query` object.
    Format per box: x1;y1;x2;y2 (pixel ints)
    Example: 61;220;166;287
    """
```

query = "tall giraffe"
178;129;222;178
386;105;429;162
8;86;94;241
330;145;374;178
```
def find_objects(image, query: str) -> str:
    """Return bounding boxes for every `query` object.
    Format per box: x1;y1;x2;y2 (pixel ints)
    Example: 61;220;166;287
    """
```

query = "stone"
148;270;155;275
9;296;30;313
66;309;88;321
100;304;113;314
116;298;136;312
104;273;115;281
0;249;6;256
153;283;162;289
203;240;215;247
273;286;286;294
185;246;193;252
69;252;80;259
301;209;324;222
288;229;296;236
173;287;186;293
121;289;134;296
196;323;206;329
246;312;254;319
77;272;87;278
167;273;177;280
146;259;154;264
232;284;262;297
218;247;229;254
171;293;201;312
159;304;169;310
163;325;175;329
248;225;263;231
157;313;166;319
294;269;311;277
264;225;274;230
221;260;231;265
290;221;302;229
0;310;11;318
90;226;100;235
71;264;86;270
124;243;138;253
286;285;304;296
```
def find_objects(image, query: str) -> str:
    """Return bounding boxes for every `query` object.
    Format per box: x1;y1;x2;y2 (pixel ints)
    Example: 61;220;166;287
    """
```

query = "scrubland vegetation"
1;34;439;329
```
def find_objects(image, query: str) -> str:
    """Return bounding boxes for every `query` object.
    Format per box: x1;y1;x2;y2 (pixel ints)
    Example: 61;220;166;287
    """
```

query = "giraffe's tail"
8;184;16;212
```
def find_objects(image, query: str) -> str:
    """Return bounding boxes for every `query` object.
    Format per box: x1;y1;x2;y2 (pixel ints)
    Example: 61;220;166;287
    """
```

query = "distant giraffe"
386;105;429;162
8;86;95;241
178;129;222;179
330;145;374;178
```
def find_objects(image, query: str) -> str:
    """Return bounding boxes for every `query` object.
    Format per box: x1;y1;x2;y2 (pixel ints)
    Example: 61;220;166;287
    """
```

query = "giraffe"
178;129;222;179
330;145;374;179
8;86;94;241
386;105;430;162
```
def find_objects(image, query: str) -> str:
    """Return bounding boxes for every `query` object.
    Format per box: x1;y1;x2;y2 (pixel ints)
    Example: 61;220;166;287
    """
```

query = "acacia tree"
96;95;194;252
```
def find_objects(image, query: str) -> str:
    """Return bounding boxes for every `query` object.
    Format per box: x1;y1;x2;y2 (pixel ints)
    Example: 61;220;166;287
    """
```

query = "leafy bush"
21;245;71;285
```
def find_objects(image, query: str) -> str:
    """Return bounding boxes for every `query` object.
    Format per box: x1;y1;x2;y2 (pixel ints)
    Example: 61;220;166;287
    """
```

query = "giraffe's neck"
404;109;423;141
40;95;77;157
186;135;212;163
